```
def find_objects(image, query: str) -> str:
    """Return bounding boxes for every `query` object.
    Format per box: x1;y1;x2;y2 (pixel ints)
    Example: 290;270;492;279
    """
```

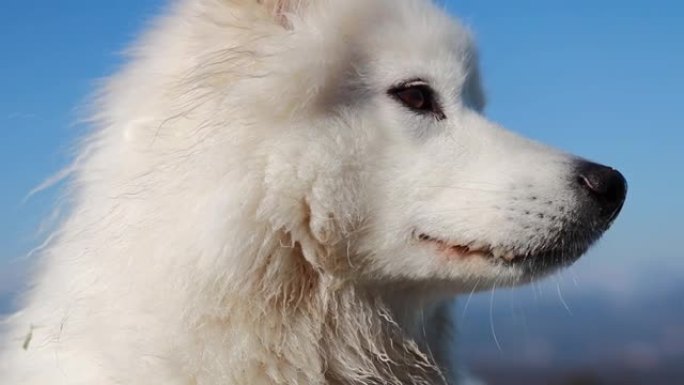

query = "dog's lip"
414;231;520;262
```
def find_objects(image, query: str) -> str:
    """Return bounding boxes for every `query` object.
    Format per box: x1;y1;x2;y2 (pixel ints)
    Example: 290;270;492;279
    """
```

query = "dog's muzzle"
517;160;627;275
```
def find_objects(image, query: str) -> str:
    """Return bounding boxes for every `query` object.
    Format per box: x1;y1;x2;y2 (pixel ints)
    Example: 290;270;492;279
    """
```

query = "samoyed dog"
1;0;626;384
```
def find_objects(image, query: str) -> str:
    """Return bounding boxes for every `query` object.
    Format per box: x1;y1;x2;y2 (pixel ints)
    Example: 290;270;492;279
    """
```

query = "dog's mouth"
413;230;592;275
414;232;525;264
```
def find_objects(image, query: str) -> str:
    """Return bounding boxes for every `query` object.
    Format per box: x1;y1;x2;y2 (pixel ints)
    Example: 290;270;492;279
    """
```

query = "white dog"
0;0;626;384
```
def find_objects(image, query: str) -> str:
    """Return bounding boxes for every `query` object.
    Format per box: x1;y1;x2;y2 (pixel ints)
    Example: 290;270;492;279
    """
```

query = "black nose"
575;161;627;221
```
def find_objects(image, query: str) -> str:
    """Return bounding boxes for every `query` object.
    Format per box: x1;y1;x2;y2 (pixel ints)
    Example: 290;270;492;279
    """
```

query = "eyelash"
388;81;446;120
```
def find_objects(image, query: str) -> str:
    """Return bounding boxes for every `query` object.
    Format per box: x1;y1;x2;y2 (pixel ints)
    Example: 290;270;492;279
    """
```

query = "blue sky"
1;0;683;296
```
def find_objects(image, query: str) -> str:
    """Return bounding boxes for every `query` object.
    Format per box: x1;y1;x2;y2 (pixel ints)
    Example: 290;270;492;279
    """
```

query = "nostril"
575;161;627;218
577;173;603;195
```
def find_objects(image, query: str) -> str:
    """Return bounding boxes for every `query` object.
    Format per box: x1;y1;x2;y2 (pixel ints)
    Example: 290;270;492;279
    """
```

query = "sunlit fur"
1;1;604;384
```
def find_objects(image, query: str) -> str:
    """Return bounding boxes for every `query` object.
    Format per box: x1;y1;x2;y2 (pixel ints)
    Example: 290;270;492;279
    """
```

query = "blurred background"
1;1;682;384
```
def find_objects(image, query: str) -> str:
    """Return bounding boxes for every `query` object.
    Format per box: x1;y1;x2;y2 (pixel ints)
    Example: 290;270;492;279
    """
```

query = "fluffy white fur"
0;1;620;384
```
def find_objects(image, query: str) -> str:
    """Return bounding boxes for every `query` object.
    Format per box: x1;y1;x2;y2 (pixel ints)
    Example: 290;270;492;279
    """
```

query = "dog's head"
197;0;626;293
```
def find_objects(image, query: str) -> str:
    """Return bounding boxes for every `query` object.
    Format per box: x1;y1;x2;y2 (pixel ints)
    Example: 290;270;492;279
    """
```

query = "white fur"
1;1;605;384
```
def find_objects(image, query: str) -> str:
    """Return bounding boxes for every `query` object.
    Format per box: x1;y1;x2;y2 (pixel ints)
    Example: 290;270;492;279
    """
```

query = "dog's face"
339;0;627;290
240;0;626;292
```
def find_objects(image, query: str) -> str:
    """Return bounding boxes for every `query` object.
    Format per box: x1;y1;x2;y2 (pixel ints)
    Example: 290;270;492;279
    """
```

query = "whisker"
460;278;481;322
489;282;502;352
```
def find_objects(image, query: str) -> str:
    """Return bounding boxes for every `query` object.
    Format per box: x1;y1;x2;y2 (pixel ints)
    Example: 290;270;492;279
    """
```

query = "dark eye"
389;82;445;120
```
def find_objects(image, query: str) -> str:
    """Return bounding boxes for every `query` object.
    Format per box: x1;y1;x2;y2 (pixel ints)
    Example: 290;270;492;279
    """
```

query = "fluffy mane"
2;1;453;384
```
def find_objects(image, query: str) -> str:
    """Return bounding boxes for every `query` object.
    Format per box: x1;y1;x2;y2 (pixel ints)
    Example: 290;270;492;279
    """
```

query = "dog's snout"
575;161;627;220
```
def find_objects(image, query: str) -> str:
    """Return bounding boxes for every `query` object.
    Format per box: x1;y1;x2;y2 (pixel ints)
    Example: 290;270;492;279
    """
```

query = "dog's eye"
389;82;445;120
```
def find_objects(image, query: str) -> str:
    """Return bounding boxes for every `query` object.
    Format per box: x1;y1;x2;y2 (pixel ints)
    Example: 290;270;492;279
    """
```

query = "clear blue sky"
1;0;682;295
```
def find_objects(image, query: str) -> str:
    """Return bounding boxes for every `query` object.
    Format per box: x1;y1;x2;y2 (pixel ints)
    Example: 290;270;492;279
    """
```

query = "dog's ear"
256;0;311;27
